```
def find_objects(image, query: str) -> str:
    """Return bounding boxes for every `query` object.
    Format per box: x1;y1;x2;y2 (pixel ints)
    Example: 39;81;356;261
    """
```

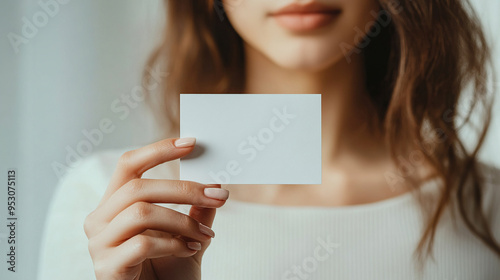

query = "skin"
85;0;433;279
84;139;227;279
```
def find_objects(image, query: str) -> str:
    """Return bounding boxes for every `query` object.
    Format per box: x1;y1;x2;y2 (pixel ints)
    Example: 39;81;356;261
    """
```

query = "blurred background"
0;0;499;279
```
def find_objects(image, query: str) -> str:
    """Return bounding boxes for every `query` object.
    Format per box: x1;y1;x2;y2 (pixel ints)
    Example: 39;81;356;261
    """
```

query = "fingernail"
199;223;215;238
174;137;196;148
204;188;229;200
187;242;202;251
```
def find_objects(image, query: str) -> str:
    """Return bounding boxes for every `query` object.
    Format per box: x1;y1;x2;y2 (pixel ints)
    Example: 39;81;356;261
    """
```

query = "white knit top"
38;149;500;280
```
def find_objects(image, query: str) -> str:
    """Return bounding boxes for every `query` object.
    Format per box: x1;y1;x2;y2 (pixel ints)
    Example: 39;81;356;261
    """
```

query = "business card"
180;94;321;185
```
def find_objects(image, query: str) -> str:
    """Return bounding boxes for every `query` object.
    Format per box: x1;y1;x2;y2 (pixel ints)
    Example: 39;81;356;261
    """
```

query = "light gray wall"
1;1;163;279
0;0;22;278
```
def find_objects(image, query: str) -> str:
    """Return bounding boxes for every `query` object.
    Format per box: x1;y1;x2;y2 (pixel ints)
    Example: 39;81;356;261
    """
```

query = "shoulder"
38;149;129;280
56;146;180;200
44;146;183;225
51;148;129;206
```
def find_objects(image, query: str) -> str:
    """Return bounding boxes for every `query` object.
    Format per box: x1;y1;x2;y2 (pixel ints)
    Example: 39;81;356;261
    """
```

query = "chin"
274;58;338;72
268;42;344;72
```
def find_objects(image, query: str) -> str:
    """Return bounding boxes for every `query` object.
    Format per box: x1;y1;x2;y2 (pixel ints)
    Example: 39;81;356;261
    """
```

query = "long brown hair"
144;0;500;260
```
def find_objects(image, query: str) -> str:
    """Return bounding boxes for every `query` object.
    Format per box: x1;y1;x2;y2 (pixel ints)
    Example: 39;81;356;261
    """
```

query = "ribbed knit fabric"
38;149;500;280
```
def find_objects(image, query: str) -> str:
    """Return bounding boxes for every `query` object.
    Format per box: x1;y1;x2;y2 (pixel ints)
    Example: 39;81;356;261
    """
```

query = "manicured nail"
174;137;196;148
199;223;215;238
204;188;229;200
187;242;202;251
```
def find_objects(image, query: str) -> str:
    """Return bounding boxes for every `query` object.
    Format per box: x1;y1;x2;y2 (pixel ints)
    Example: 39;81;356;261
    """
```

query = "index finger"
98;137;196;206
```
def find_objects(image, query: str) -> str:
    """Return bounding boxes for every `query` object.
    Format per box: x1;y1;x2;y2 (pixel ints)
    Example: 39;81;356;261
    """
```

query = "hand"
84;138;229;280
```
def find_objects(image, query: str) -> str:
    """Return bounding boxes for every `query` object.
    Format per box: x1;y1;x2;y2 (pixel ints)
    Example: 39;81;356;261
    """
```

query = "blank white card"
180;94;321;185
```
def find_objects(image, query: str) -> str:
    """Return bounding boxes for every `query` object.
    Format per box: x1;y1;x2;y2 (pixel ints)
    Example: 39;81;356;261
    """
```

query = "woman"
40;0;500;279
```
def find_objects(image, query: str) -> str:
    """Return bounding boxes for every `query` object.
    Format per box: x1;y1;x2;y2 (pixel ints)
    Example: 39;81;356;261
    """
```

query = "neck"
244;44;385;167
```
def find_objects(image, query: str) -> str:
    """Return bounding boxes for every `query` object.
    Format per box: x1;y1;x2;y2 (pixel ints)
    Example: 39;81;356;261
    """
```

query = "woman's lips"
271;2;341;32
